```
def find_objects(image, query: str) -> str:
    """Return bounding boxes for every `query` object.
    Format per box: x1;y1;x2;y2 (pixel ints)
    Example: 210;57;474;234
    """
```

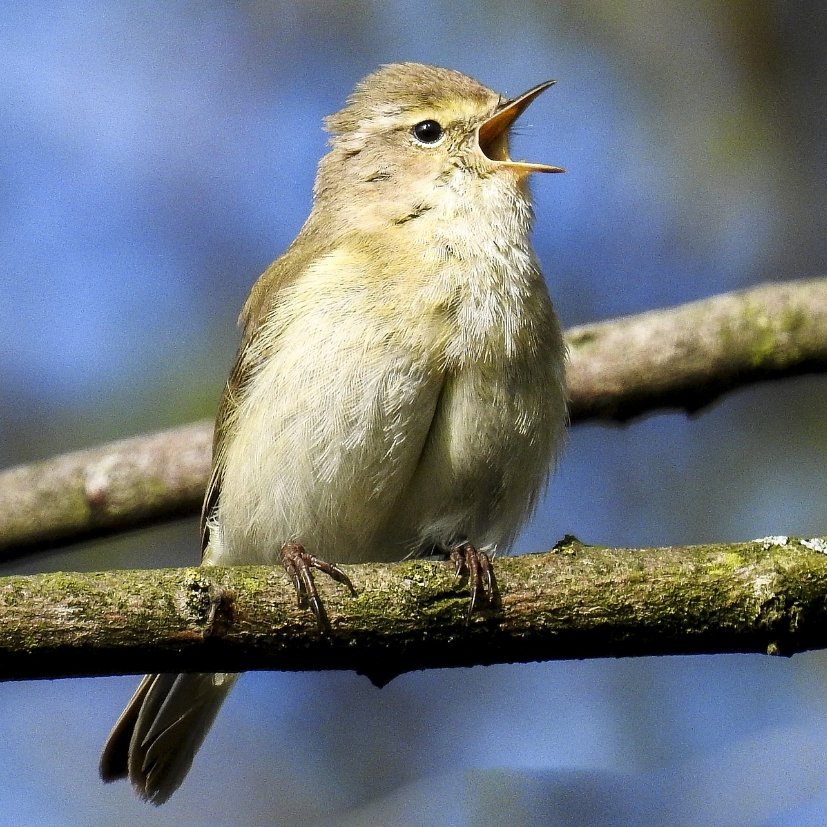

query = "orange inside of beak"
477;80;565;174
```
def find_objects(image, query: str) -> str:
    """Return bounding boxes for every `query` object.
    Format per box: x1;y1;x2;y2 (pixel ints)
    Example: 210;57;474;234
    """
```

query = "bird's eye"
411;120;444;145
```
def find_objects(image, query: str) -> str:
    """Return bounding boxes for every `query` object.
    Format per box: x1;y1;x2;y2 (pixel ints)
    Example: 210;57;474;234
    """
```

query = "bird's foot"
449;541;496;622
280;542;356;630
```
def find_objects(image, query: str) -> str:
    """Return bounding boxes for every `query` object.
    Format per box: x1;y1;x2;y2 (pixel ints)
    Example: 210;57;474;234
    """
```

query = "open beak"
477;80;565;175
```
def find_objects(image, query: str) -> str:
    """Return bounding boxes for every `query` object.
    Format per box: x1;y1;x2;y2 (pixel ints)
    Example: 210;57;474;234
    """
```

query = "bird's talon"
280;542;353;630
450;541;496;619
309;596;330;631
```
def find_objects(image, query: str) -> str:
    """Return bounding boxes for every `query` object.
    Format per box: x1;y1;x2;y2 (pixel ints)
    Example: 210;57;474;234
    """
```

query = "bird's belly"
214;251;566;566
215;331;443;565
382;358;566;557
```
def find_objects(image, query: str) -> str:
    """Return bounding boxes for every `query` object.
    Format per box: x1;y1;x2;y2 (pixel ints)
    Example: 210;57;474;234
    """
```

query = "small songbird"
100;62;567;804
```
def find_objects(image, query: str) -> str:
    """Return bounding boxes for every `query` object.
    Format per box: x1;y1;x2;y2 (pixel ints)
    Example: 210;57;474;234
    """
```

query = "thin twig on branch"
0;277;825;557
1;536;826;685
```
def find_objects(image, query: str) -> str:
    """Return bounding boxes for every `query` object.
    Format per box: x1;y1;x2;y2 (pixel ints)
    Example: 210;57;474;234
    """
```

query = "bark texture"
0;422;212;556
566;277;827;422
2;536;825;685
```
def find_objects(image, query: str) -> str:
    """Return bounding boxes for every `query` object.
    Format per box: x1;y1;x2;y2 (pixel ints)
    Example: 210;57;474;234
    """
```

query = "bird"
100;61;567;804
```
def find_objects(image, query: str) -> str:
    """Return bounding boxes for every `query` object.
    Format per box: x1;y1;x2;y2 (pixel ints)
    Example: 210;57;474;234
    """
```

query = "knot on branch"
178;572;236;640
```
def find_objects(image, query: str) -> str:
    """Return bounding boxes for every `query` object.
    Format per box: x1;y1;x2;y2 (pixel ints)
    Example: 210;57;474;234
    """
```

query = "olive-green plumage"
101;62;567;804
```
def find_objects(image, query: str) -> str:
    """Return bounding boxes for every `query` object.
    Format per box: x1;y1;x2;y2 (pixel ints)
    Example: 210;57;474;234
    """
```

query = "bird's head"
313;63;563;230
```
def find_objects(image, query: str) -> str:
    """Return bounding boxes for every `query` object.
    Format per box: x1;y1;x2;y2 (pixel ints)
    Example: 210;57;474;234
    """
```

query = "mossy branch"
566;276;827;421
0;422;212;557
2;536;826;685
0;277;825;557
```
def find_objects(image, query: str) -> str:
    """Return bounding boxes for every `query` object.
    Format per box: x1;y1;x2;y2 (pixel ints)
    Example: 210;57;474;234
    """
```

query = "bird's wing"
200;351;245;554
200;231;331;556
200;230;449;559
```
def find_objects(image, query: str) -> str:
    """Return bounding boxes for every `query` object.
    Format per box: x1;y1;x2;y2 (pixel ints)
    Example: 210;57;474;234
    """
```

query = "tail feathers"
100;672;238;805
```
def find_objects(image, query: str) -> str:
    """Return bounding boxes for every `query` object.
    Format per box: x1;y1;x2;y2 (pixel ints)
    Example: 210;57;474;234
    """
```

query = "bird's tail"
100;671;238;805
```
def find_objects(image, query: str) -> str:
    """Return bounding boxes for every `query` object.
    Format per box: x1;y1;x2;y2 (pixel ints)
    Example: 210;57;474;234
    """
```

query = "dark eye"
411;120;444;144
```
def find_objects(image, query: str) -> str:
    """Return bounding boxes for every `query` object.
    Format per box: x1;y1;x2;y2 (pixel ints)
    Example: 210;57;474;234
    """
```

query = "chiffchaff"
100;62;567;804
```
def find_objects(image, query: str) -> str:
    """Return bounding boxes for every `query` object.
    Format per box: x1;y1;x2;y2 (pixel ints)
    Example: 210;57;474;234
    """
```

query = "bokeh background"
1;2;825;825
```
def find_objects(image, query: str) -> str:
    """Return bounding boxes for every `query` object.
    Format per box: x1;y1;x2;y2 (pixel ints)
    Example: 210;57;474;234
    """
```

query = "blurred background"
1;1;825;825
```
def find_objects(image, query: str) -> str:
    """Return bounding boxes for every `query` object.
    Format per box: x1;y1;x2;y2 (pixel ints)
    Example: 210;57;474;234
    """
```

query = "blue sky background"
1;2;825;825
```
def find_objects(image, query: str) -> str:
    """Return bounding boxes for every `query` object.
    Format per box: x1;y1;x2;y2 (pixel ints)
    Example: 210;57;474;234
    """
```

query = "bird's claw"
280;542;355;630
449;541;495;622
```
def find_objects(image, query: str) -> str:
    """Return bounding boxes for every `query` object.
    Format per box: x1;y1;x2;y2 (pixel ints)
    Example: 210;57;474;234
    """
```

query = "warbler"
100;62;567;804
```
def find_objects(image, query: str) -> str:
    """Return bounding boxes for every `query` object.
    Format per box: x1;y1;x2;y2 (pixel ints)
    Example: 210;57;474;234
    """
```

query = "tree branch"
2;536;826;684
1;278;825;556
0;422;212;557
566;276;827;422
